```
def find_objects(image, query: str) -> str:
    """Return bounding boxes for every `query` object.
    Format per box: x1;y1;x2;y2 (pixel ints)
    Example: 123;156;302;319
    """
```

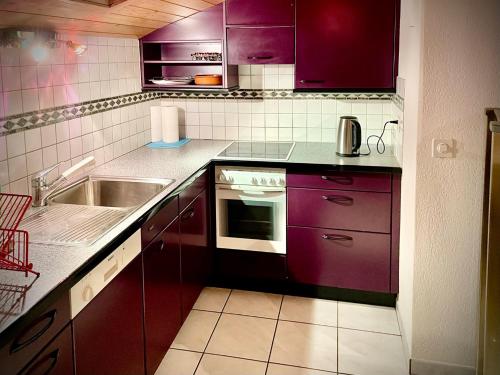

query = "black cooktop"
216;142;295;161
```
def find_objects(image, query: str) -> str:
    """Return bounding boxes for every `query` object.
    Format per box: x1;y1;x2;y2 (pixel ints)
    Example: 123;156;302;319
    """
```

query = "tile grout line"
265;294;284;375
191;289;234;375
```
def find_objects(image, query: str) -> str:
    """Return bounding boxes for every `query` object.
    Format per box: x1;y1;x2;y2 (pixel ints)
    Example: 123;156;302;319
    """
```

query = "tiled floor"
157;288;408;375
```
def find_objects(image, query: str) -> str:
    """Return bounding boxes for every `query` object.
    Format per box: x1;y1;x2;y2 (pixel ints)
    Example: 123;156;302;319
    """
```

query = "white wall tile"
8;155;27;181
20;66;38;89
42;145;58;168
25;128;41;152
0;136;7;161
39;87;54;109
22;89;39;112
7;132;25;158
2;66;21;91
3;90;23;116
26;149;43;174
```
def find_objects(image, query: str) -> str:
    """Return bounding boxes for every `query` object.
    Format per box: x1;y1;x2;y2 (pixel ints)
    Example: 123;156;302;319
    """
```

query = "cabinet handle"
181;208;195;221
299;79;325;84
321;195;354;206
103;261;119;283
10;310;57;354
20;348;60;375
247;56;273;60
148;223;156;232
321;175;353;185
160;242;165;251
322;234;353;241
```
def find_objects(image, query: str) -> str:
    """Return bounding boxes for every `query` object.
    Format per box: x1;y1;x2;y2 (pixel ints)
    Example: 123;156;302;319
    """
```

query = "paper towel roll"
150;106;162;142
161;106;179;143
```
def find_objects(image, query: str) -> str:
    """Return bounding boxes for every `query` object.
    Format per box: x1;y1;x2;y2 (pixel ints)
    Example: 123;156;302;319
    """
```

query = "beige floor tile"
267;363;336;375
172;310;220;352
193;287;232;312
279;296;337;327
155;349;202;375
195;354;267;375
338;302;400;335
270;321;337;373
338;328;407;375
223;289;282;319
205;314;277;361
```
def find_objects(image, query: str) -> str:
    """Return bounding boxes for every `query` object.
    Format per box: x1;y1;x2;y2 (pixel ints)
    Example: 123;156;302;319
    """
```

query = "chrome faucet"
31;157;95;207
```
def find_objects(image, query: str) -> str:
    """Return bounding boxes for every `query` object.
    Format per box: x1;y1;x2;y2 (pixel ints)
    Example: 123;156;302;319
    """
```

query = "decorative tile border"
0;89;397;136
392;94;404;112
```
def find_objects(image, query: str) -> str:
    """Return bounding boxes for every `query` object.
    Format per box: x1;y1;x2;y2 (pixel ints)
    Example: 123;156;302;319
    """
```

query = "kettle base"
336;152;360;157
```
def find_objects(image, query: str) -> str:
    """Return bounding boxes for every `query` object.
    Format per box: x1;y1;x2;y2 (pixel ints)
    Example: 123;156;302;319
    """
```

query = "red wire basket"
0;193;39;277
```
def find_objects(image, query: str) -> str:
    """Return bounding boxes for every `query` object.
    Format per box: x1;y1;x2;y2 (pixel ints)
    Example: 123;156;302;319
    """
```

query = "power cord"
361;120;399;155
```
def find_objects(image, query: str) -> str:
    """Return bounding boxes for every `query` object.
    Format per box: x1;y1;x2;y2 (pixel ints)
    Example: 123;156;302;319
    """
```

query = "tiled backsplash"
0;34;141;118
0;39;404;196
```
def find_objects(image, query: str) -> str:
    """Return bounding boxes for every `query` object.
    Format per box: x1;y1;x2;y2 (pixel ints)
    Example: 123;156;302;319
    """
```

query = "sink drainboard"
20;205;130;246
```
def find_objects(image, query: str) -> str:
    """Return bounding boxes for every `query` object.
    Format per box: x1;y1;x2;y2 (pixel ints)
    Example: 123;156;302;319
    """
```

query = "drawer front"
227;27;295;65
288;188;391;233
142;196;178;247
288;226;391;292
18;325;74;375
179;169;208;213
0;293;71;375
226;0;295;26
287;172;392;192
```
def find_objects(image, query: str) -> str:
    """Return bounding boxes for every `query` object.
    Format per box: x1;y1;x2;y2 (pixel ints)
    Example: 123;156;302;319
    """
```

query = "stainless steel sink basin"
22;176;175;247
47;176;174;208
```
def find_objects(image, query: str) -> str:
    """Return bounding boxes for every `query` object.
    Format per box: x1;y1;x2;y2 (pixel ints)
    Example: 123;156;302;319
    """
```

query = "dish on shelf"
191;52;222;61
150;76;194;85
194;74;223;86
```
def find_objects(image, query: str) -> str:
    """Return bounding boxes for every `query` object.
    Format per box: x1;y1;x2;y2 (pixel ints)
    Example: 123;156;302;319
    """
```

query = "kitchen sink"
47;175;174;208
21;176;175;246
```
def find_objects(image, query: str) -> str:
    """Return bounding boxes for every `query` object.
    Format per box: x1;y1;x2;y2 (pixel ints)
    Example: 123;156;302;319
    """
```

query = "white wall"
398;0;500;372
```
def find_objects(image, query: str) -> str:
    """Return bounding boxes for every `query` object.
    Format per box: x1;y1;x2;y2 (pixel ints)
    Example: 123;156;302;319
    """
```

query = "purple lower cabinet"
180;190;210;320
391;174;401;293
17;325;74;375
227;27;295;65
143;219;181;375
288;226;391;292
225;0;295;26
73;256;144;375
287;188;392;233
287;172;392;192
295;0;398;90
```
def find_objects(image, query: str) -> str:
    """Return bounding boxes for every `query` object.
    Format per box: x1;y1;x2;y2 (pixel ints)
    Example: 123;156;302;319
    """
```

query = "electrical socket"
432;138;455;158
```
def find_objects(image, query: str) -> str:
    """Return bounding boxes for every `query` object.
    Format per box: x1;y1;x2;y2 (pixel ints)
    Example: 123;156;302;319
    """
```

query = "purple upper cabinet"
227;27;295;65
141;4;223;41
295;0;399;91
226;0;295;26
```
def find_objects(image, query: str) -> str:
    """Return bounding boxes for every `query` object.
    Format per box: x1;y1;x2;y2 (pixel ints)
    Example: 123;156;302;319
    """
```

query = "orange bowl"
194;74;222;86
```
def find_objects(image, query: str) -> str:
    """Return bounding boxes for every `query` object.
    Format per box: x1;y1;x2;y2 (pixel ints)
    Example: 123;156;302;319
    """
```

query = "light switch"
432;138;455;158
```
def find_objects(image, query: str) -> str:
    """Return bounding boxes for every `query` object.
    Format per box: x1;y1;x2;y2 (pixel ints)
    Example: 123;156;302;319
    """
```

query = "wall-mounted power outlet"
432;139;455;158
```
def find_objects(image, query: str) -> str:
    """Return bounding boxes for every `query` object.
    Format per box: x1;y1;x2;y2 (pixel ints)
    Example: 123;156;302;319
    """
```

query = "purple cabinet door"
73;256;144;375
226;0;295;26
143;219;181;375
287;172;392;192
227;27;295;65
288;226;391;292
288;188;392;233
17;325;74;375
295;0;398;90
180;190;210;319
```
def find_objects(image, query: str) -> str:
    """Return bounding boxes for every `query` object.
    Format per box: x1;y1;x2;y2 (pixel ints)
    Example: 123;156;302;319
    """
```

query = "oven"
215;166;286;254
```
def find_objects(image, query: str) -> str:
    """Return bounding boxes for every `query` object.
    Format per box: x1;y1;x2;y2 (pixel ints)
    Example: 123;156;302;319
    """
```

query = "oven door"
216;184;286;254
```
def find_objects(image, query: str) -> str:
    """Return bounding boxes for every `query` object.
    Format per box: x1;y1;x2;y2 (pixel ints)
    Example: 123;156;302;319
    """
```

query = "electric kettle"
336;116;362;157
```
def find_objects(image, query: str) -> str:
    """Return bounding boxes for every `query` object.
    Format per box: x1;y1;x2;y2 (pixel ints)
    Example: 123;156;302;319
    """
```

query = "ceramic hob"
216;141;295;161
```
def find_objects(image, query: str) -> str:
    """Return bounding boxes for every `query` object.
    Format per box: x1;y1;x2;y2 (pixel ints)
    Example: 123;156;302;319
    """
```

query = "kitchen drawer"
288;226;391;292
179;169;208;212
227;27;295;65
142;196;178;247
0;293;71;375
288;188;391;233
226;0;295;26
287;172;392;192
17;325;74;375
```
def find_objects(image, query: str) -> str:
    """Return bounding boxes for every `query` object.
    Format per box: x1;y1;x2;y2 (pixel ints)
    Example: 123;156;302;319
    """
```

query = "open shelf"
144;60;223;65
143;83;224;90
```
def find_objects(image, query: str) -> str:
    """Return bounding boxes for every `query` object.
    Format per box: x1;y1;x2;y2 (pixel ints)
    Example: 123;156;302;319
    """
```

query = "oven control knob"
252;177;258;185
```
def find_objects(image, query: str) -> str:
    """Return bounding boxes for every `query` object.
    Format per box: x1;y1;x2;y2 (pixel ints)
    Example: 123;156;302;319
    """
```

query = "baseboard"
395;303;411;371
410;358;476;375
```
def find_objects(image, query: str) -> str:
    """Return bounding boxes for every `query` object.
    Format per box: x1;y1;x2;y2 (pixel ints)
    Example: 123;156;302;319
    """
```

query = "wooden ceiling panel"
0;0;225;37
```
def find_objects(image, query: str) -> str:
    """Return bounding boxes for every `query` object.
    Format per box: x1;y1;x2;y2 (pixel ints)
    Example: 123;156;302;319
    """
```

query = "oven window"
224;200;275;240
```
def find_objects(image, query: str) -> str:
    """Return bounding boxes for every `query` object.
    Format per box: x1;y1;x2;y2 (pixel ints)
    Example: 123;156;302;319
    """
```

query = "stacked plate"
150;76;194;85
